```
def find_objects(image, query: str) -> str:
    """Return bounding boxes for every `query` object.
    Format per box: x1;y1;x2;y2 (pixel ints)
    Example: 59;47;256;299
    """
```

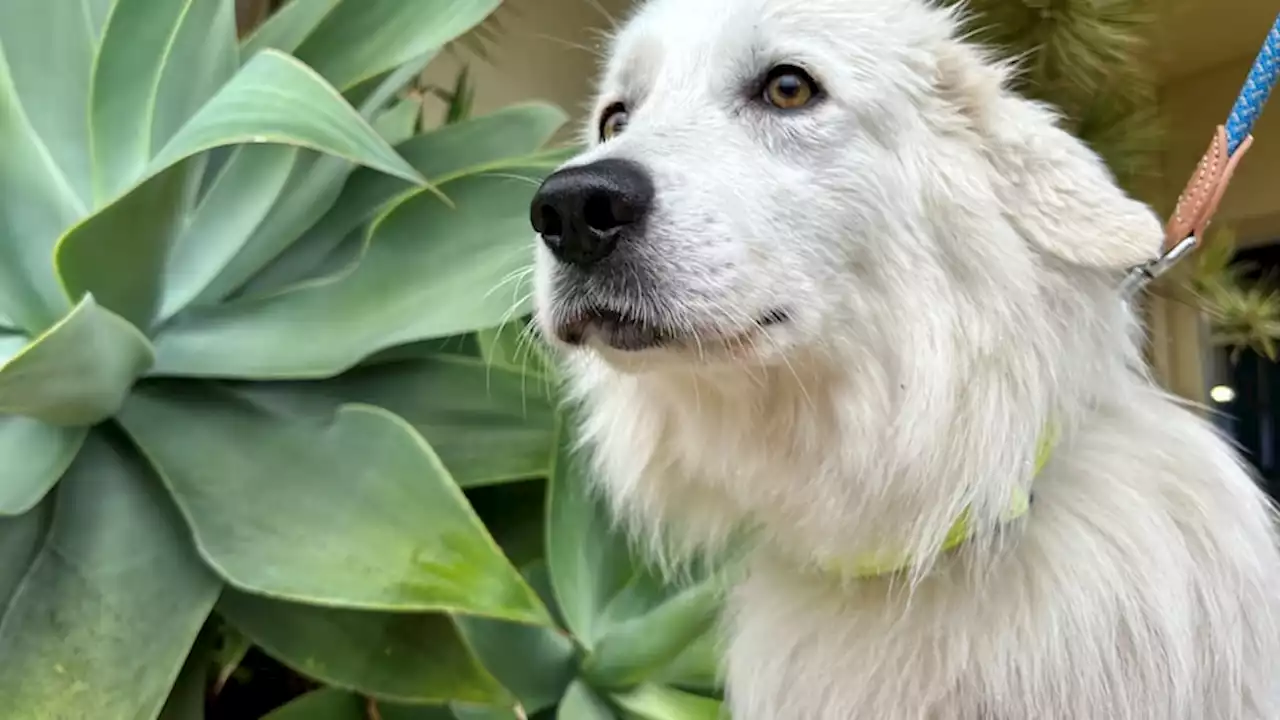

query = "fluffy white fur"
530;0;1280;717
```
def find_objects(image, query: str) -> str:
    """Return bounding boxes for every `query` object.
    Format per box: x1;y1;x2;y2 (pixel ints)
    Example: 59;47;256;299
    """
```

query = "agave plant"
257;424;729;719
1157;227;1280;364
0;0;724;717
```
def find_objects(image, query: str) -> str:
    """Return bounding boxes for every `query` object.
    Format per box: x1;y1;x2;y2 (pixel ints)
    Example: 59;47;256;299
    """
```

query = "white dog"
528;0;1280;717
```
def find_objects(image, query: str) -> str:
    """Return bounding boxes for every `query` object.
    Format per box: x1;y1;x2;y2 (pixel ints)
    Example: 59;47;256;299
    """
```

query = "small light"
1210;385;1236;403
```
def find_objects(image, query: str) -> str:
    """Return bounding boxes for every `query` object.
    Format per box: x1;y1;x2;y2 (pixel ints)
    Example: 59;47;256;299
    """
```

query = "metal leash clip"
1120;13;1277;302
1119;234;1198;298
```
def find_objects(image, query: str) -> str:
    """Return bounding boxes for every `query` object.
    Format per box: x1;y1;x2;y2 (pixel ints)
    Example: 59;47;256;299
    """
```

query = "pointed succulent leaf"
455;563;578;715
220;590;511;705
0;43;89;331
134;49;427;313
0;429;222;720
241;103;567;298
475;317;554;380
158;626;219;720
610;685;724;720
294;0;502;91
152;166;555;379
0;499;48;610
375;96;423;145
0;294;154;426
189;42;438;308
116;381;552;623
583;579;723;689
314;355;557;488
546;415;637;645
57;161;194;329
157;143;300;321
262;688;366;720
0;417;84;516
90;0;238;202
559;681;617;720
149;50;422;184
349;51;438;120
0;0;107;207
240;0;344;59
653;628;723;694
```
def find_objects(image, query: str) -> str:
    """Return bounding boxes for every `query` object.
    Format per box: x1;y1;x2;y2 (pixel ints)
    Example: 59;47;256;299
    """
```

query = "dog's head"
531;0;1162;375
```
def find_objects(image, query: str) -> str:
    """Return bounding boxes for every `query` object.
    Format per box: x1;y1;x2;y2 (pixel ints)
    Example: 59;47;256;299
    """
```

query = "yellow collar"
841;426;1057;579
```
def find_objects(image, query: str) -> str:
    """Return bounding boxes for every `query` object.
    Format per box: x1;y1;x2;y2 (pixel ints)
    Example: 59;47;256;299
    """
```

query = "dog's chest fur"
571;360;1280;719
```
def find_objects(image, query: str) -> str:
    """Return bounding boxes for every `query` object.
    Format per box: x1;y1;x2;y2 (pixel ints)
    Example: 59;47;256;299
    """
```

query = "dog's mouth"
555;307;790;352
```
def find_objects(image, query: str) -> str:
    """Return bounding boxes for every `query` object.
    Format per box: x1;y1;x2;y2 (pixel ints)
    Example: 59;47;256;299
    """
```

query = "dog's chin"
546;306;791;371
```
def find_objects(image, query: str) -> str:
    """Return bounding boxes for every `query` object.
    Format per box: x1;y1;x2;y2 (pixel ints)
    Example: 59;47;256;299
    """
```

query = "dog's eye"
599;103;629;141
761;65;819;110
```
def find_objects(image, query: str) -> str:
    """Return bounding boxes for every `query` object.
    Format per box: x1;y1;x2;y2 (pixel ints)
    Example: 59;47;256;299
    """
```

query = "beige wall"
420;0;633;139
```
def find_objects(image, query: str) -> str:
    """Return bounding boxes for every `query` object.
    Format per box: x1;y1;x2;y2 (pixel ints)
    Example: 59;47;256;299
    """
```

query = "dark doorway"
1209;241;1280;502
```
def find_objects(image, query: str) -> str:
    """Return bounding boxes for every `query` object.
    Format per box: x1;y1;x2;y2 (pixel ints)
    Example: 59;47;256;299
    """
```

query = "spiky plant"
1169;227;1280;362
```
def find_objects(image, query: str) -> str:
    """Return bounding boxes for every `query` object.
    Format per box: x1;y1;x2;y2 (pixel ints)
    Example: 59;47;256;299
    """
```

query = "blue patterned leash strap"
1120;12;1280;298
1225;13;1280;155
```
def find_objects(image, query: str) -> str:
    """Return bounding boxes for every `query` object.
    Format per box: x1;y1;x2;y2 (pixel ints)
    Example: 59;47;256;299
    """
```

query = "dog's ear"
935;43;1163;270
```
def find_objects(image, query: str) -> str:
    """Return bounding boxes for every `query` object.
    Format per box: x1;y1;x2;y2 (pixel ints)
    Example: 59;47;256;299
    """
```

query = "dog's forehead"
605;0;930;90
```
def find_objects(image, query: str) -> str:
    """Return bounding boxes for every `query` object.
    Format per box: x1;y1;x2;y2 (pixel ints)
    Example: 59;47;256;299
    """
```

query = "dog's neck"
569;340;1082;581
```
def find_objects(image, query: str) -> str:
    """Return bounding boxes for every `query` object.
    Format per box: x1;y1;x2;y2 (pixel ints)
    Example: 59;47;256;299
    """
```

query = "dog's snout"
530;158;654;268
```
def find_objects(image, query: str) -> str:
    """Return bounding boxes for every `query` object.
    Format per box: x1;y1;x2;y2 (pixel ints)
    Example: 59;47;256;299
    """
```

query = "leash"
1120;13;1280;298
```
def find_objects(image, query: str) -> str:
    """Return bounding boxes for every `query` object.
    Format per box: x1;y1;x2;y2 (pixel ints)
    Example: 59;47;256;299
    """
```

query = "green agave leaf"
183;47;434;312
653;629;723;694
0;429;222;720
0;0;101;206
0;417;84;516
447;706;526;720
559;681;616;720
193;151;350;306
610;685;724;720
0;499;48;610
583;579;723;690
546;416;636;646
263;689;366;720
476;317;553;380
138;49;427;315
157;143;300;321
91;0;238;202
0;39;89;332
150;50;422;184
158;625;218;720
316;355;556;488
295;0;502;91
152;166;553;379
220;590;511;706
117;380;551;623
57;161;194;330
240;0;344;60
455;614;576;715
346;51;438;120
403;104;569;182
0;294;154;426
212;622;253;694
376;96;423;145
455;561;578;714
240;103;567;299
267;692;505;720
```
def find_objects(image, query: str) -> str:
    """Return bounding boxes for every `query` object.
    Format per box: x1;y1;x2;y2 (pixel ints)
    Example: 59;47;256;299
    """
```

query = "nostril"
583;191;631;232
536;204;563;237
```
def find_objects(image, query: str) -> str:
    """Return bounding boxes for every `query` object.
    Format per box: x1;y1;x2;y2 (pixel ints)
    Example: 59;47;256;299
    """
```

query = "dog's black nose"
530;158;654;268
